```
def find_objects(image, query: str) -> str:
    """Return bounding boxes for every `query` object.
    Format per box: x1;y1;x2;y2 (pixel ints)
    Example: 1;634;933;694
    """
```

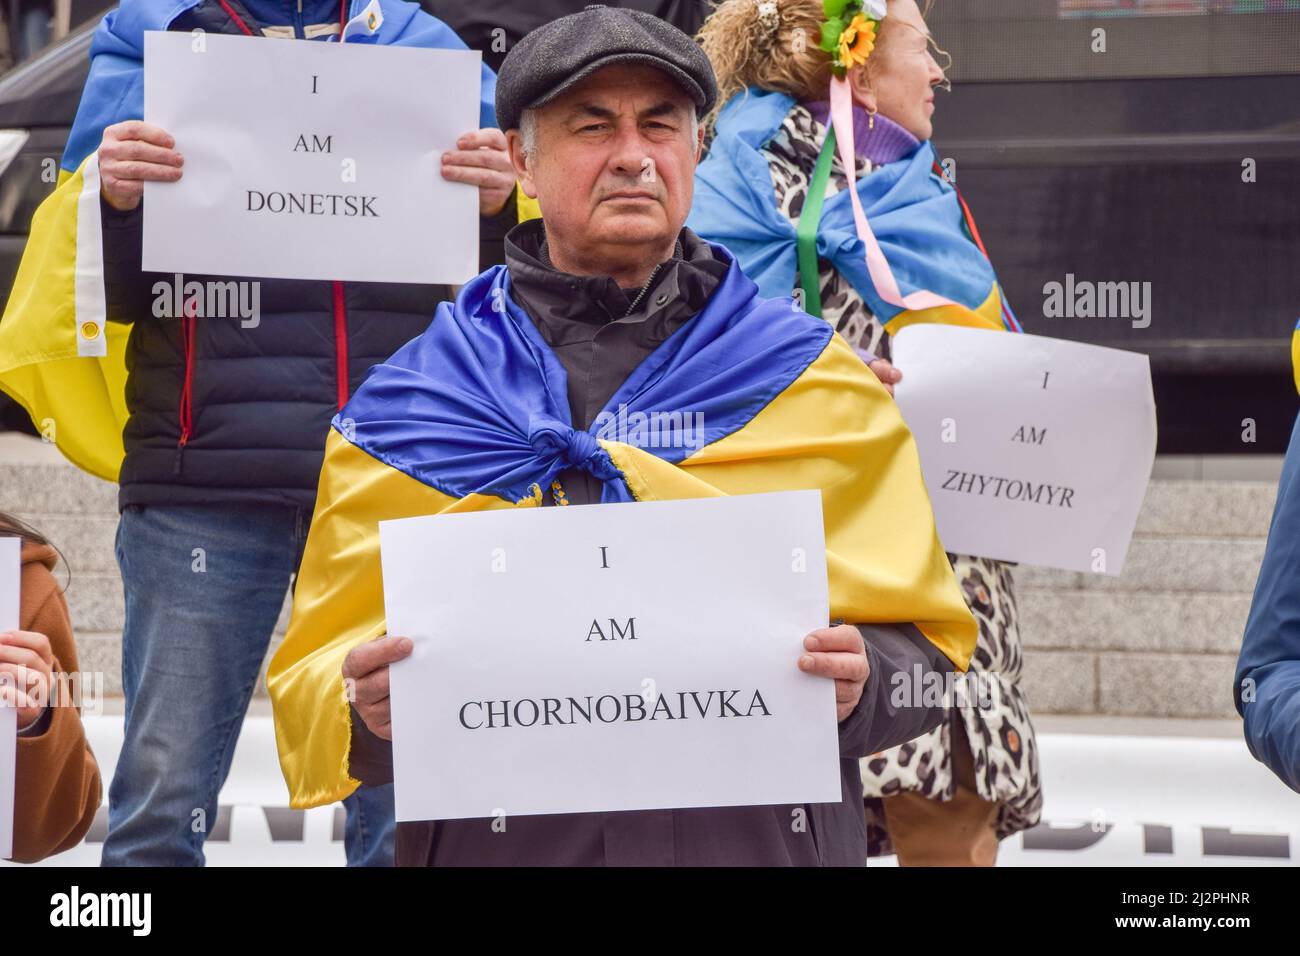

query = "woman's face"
849;0;947;141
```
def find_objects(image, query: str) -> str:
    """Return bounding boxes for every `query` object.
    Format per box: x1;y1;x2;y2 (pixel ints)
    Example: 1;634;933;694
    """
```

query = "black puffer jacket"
100;1;514;511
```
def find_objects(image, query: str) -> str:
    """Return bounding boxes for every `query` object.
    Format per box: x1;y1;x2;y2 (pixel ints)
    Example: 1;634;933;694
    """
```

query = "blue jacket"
1236;410;1300;793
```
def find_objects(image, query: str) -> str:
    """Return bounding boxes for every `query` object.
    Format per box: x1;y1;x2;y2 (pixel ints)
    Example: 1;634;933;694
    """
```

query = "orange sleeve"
10;570;103;864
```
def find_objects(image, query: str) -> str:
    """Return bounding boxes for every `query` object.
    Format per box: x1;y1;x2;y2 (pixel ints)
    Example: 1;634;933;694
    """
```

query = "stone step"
0;460;117;515
61;573;125;634
1018;589;1252;656
7;512;119;573
1132;480;1277;538
1012;536;1267;594
1019;649;1239;720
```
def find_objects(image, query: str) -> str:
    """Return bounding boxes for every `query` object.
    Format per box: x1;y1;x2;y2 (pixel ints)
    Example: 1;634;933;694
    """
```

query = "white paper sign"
142;31;481;284
0;536;19;859
891;325;1156;575
379;491;842;822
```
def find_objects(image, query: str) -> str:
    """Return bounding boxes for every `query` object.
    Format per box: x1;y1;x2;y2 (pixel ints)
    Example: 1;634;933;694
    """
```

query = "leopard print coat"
762;103;1043;854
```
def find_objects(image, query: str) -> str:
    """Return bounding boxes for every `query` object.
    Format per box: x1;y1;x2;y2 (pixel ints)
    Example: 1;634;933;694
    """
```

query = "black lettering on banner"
939;468;1077;509
456;689;777;729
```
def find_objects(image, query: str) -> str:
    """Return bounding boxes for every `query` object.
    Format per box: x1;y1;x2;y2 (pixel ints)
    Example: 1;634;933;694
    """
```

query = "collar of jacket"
503;218;730;352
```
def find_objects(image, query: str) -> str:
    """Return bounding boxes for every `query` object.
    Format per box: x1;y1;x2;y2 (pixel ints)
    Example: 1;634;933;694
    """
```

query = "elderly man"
269;5;977;866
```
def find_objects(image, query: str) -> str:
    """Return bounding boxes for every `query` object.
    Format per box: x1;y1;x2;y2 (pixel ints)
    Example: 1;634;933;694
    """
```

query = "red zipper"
216;0;255;36
332;280;349;411
177;299;197;456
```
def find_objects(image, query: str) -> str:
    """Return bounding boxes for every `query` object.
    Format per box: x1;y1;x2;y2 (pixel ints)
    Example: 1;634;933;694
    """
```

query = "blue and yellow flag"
689;88;1019;338
0;0;497;481
268;248;979;808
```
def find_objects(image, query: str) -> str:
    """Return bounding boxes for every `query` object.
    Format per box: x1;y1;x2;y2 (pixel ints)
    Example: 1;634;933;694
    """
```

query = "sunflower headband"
819;0;887;76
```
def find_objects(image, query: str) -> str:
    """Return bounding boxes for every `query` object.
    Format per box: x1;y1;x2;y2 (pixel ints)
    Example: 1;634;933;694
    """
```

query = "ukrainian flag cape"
0;0;496;481
269;247;978;808
688;88;1018;337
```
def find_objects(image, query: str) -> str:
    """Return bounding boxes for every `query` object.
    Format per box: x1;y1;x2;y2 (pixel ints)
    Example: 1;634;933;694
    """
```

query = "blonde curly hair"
697;0;945;133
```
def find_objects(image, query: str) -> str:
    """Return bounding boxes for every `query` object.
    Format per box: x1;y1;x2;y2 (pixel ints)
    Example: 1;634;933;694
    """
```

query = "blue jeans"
102;502;395;866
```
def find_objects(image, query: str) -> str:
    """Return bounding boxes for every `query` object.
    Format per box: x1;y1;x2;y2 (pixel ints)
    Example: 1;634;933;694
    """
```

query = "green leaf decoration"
820;19;844;51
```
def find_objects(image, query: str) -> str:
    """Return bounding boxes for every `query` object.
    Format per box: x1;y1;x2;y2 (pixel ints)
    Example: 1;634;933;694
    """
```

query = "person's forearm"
837;622;956;758
347;702;394;787
12;699;102;863
100;194;155;323
1241;661;1300;794
478;185;518;270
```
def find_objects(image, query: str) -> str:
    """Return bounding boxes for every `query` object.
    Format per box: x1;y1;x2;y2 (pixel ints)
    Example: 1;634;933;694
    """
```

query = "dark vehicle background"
931;1;1300;453
0;1;1297;451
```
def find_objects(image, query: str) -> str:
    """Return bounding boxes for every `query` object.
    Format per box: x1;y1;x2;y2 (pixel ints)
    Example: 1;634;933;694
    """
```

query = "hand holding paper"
98;120;184;213
440;128;515;218
343;634;413;742
798;624;870;721
0;629;54;729
866;356;902;397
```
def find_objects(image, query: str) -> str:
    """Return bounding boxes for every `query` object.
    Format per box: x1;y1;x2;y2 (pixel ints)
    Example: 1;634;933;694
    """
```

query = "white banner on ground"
142;31;481;284
891;325;1156;575
379;490;842;822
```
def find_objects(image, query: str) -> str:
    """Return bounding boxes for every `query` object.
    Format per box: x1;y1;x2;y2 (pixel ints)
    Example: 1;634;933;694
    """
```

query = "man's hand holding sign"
100;116;513;216
438;128;515;217
345;624;870;742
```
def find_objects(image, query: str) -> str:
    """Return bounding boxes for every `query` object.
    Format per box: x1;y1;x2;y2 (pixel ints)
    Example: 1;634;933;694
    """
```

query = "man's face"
508;64;703;274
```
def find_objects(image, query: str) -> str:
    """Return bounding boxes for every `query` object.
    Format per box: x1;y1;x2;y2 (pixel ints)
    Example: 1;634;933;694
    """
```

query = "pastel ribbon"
828;75;961;313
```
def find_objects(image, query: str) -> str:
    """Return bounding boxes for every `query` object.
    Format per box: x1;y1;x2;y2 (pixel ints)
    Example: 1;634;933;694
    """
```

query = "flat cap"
495;4;718;133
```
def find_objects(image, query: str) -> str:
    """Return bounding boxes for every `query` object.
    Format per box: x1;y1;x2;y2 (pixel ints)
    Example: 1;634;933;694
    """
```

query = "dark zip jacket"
100;0;515;511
